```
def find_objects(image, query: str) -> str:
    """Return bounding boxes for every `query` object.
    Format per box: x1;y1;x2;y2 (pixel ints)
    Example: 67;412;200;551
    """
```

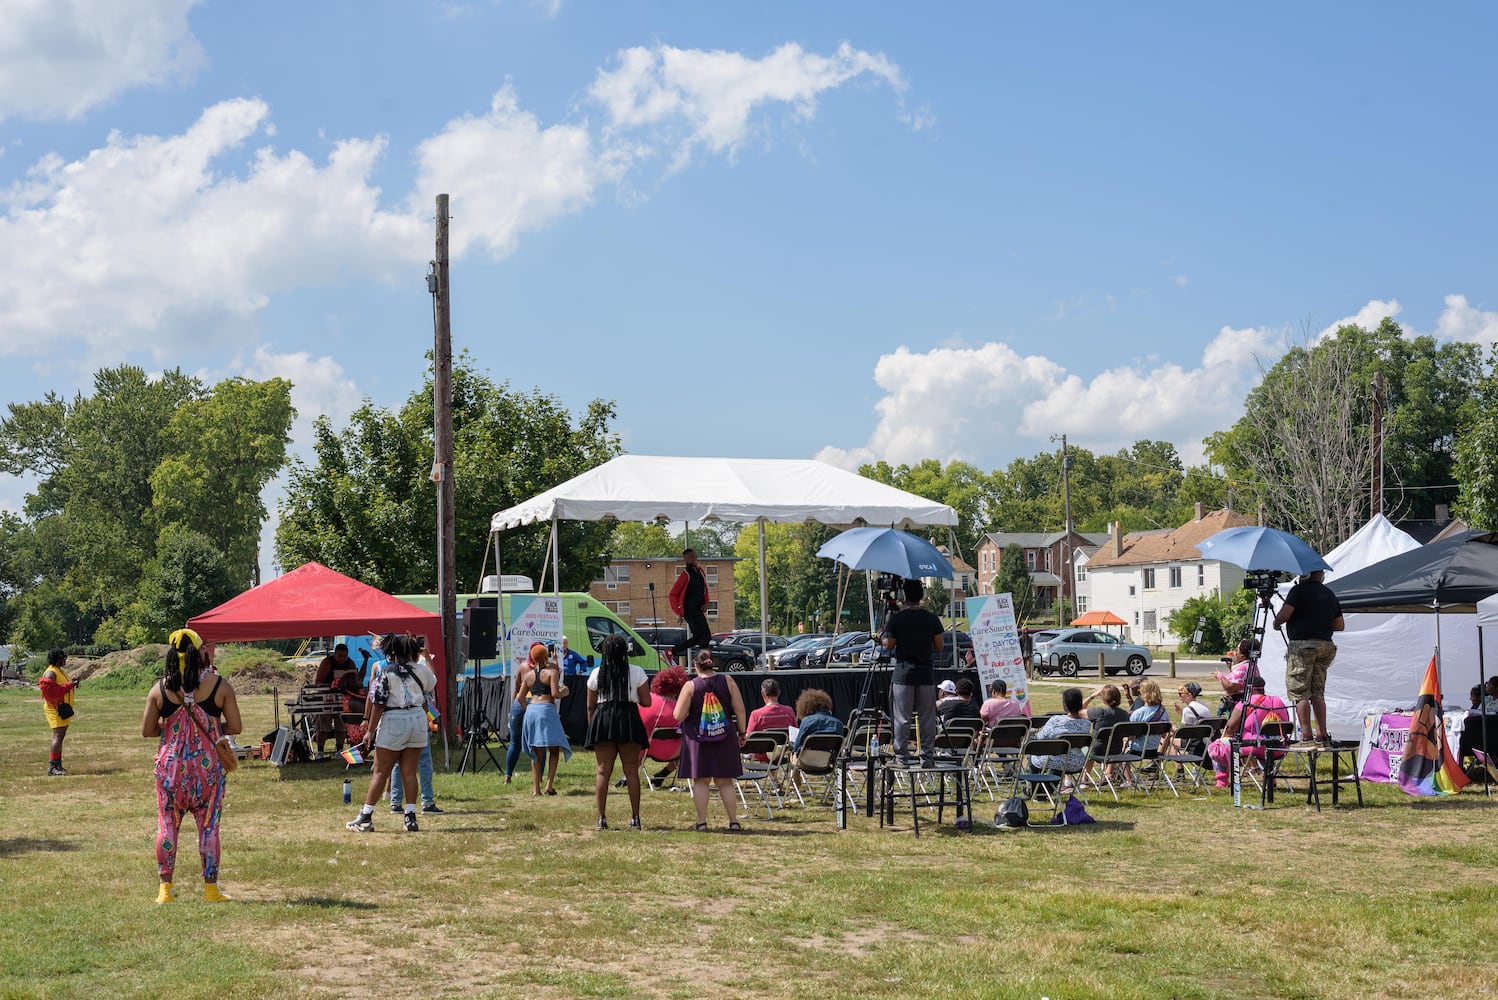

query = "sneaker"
628;816;642;830
420;803;444;815
347;814;374;832
613;777;628;789
1289;739;1321;751
596;817;608;830
1318;737;1336;750
47;763;66;776
390;803;403;814
403;812;419;832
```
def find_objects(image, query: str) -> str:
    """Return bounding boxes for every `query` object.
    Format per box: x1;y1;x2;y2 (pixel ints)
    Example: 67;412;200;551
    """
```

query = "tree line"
3;321;1494;653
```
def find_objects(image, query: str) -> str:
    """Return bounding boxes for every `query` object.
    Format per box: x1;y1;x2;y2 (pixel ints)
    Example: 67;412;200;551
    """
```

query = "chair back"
1018;737;1072;775
741;733;778;758
987;719;1029;752
1258;718;1294;748
1097;721;1149;756
796;732;845;774
1199;715;1228;738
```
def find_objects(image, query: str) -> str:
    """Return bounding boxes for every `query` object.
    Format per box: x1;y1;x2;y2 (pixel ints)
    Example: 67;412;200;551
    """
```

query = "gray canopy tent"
487;455;959;651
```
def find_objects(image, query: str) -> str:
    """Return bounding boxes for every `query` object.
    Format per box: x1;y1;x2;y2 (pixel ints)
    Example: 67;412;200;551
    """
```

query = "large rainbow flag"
1396;655;1469;797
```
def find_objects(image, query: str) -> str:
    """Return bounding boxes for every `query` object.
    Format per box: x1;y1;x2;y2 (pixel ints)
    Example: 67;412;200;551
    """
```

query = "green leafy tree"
8;581;74;652
1168;595;1230;654
733;523;798;630
151;378;294;587
1455;347;1498;530
120;526;240;646
858;459;992;561
610;520;676;559
276;353;620;593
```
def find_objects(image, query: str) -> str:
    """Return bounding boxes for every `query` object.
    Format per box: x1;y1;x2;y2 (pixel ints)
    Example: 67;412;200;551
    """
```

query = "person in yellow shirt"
39;648;77;776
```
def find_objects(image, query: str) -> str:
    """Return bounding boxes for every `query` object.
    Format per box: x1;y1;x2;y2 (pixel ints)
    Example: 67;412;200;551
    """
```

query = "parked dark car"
800;631;873;670
634;626;688;658
769;635;838;670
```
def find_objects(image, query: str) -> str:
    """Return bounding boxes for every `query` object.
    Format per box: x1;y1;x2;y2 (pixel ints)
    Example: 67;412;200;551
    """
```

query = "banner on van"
508;594;565;677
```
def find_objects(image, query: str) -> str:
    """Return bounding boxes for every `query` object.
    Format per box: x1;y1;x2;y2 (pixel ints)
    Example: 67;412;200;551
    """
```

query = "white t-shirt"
372;659;437;710
586;664;649;704
1181;700;1215;726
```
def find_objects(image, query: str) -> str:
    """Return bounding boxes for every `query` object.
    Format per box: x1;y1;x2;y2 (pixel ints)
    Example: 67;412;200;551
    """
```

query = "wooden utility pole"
1370;372;1385;517
432;194;459;738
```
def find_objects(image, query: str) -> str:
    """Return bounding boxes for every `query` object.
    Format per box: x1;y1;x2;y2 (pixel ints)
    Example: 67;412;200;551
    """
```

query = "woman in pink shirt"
980;679;1026;727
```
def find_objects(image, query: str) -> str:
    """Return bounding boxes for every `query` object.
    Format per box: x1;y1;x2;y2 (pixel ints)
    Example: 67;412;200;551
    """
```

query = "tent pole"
866;570;876;631
550;519;560;596
1480;625;1490;795
758;519;768;645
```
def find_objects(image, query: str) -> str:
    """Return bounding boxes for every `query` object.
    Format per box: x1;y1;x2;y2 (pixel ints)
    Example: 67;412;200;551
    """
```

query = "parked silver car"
1031;628;1151;677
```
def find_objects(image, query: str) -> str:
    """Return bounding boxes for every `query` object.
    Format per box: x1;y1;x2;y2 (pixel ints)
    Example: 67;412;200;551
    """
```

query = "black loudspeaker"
463;601;499;660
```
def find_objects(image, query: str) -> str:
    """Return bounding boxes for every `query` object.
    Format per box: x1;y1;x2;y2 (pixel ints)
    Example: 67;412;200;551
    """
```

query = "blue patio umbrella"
1197;526;1331;575
816;527;954;580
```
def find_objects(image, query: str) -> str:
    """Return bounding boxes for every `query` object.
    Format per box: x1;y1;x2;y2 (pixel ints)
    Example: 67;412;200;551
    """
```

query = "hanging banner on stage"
507;594;564;678
965;593;1030;716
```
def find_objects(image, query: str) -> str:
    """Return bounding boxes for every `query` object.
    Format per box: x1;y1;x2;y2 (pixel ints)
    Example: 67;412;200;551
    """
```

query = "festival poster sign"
964;593;1030;716
506;594;564;677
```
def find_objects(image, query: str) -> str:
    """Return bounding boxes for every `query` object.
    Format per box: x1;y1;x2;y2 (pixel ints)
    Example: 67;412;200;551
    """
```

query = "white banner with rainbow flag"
964;593;1030;716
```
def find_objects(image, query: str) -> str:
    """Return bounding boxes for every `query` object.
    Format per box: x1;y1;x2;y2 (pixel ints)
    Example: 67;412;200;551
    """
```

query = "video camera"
1242;569;1284;601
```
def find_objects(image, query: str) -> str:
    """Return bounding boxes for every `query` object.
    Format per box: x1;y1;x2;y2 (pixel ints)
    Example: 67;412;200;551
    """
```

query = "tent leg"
1481;627;1490;796
758;519;768;642
550;519;561;596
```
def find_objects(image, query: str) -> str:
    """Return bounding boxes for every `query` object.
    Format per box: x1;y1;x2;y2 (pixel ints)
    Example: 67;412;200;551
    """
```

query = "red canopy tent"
187;562;448;711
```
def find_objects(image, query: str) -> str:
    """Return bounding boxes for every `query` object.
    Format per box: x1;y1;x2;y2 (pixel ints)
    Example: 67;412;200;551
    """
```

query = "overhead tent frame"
488;455;960;654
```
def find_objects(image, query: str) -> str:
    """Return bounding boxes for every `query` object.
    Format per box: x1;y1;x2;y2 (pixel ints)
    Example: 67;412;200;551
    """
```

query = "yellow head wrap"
169;628;203;652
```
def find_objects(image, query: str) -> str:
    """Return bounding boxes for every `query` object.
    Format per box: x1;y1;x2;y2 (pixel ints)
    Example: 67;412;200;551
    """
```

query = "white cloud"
1171;274;1189;288
1317;298;1401;340
242;345;361;451
0;42;907;367
412;84;620;259
817;325;1279;471
0;98;426;360
0;0;206;121
589;42;904;168
1430;293;1498;346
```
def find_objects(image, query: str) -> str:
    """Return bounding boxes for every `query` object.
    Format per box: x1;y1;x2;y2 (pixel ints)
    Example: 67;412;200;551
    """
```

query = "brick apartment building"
588;557;739;631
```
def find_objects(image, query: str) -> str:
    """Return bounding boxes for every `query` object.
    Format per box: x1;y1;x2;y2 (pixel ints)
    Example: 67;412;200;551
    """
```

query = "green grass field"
2;682;1496;1000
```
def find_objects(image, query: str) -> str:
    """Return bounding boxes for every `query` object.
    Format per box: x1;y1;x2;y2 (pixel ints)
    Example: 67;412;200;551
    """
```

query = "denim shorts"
374;708;430;751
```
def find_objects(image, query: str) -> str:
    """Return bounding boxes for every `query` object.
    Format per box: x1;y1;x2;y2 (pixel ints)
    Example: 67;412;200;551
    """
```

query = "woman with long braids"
584;634;652;829
346;634;437;833
141;628;242;904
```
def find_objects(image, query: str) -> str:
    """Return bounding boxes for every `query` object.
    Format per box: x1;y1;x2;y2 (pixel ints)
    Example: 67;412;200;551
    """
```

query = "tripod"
458;655;501;774
1228;582;1285;808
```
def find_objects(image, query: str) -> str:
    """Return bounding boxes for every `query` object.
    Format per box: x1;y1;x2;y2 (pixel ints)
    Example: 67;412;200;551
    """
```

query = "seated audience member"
1206;675;1290;789
937;677;983;730
747;678;798;733
1484;677;1498;713
1029;687;1091;785
1081;684;1132;785
1124;680;1145;713
1129;679;1170;757
639;665;687;788
1161;681;1215;759
792;688;844;754
746;678;798;762
1214;638;1259;699
980;679;1026;725
1471;685;1484;711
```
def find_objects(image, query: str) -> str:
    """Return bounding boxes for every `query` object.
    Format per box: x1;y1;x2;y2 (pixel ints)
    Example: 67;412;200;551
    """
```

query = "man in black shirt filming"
1273;568;1344;749
881;578;945;767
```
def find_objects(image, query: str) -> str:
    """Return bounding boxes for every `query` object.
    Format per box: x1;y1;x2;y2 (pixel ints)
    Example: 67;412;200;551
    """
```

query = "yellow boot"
203;883;231;903
155;882;174;904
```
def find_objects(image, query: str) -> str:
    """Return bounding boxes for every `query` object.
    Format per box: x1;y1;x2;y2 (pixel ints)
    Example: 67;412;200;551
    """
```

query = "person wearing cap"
936;677;983;731
142;628;242;904
1274;568;1344;749
1206;674;1290;789
1159;681;1216;762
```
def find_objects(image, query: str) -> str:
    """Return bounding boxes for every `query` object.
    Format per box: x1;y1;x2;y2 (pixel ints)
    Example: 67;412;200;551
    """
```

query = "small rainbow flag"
426;701;441;726
340;746;365;765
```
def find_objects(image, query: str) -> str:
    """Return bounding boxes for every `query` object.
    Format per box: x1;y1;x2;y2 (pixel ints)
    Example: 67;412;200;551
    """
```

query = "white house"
1077;505;1254;647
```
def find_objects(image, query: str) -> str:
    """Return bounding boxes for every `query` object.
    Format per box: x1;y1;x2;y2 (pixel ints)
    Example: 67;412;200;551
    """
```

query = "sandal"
727;822;743;832
693;821;709;832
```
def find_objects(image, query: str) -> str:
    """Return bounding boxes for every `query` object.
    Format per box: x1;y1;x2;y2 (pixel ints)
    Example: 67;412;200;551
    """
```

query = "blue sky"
3;2;1496;531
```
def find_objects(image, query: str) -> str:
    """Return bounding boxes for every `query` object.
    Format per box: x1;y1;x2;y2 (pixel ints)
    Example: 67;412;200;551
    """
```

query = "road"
1028;655;1223;686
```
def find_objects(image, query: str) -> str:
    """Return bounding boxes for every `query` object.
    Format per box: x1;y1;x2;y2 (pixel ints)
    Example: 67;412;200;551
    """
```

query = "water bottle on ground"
342;779;352;804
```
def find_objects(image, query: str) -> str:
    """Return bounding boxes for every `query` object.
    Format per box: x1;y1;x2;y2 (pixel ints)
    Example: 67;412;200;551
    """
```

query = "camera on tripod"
1242;569;1284;600
876;572;904;606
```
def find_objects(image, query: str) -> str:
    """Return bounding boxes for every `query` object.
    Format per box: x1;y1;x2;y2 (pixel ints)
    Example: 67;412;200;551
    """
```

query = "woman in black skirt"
585;635;652;830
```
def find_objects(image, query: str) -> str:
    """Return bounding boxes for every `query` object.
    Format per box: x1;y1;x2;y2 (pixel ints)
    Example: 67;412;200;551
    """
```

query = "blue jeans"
505;698;526;778
390;742;435;806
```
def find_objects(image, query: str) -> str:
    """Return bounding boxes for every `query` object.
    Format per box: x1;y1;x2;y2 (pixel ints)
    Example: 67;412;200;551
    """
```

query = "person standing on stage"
880;578;945;767
668;548;712;662
1273;568;1344;749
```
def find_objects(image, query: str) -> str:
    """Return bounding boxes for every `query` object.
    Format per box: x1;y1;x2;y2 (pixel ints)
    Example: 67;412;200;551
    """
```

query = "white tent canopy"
488;455;959;651
1479;592;1498;627
1258;515;1484;740
490;455;959;531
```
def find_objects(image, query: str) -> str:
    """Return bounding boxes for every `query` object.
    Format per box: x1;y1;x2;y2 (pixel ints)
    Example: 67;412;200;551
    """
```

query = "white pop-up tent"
1258;515;1485;740
489;455;960;648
